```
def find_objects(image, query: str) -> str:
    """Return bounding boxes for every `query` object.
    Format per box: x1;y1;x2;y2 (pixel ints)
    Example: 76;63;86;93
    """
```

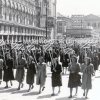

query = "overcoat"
15;58;26;83
36;63;46;87
51;62;62;87
81;63;94;90
26;62;36;84
3;58;14;82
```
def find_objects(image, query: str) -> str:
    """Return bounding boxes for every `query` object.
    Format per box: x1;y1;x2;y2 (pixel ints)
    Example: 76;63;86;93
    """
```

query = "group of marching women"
0;46;99;99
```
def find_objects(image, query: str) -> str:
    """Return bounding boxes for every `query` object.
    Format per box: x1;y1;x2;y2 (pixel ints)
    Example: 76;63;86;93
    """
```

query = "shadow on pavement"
22;91;39;96
73;97;86;100
56;97;86;100
0;88;17;93
95;76;100;78
37;94;52;99
11;89;27;94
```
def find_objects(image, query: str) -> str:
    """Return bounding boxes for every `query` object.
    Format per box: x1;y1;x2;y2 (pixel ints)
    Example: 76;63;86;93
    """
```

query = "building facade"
57;13;71;35
65;15;93;38
40;0;57;39
84;14;100;34
0;0;51;44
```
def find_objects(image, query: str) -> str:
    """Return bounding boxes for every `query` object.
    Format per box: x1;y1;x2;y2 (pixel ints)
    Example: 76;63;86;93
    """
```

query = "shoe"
51;93;55;96
27;89;30;92
21;83;24;88
10;83;13;86
83;93;85;96
58;90;60;94
85;97;88;99
4;86;8;88
39;91;41;94
75;93;77;96
31;85;34;89
68;95;72;98
17;87;20;90
42;87;45;91
0;81;2;85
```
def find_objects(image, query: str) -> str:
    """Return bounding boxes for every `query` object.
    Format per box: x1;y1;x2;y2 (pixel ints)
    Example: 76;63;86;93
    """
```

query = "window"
59;22;62;26
10;27;12;33
0;25;1;32
92;23;96;27
4;26;6;33
5;13;7;20
9;13;12;21
87;23;90;26
16;15;18;22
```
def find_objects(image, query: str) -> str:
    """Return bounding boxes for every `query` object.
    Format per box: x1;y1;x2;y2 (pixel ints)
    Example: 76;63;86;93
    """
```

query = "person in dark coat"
92;51;99;75
36;56;47;94
15;53;27;90
61;52;70;74
51;57;62;96
81;57;94;99
44;50;51;66
3;53;14;88
68;56;81;98
0;55;3;84
26;56;36;92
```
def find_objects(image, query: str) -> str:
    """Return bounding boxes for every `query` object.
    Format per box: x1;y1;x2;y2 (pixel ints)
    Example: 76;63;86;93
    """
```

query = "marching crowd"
0;43;99;99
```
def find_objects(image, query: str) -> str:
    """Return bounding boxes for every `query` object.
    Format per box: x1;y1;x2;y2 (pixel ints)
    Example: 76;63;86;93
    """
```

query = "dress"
51;63;62;87
68;63;81;88
26;63;36;84
92;56;99;71
15;58;26;83
36;63;46;87
62;53;70;68
3;58;14;82
0;59;3;79
81;63;94;90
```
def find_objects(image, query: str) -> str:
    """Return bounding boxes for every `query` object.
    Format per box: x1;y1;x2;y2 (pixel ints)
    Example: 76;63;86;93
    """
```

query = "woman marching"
15;52;27;90
0;55;4;84
26;55;36;92
36;56;47;94
81;57;94;99
68;56;81;98
3;53;14;88
51;57;62;96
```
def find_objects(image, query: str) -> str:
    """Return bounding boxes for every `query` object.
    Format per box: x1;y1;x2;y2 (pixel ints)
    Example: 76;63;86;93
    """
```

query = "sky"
57;0;100;16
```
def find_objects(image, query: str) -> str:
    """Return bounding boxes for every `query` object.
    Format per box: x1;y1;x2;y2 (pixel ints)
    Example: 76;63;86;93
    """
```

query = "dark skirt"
62;61;68;67
0;69;2;79
15;68;25;83
68;73;81;88
3;69;14;82
26;69;35;85
52;73;62;87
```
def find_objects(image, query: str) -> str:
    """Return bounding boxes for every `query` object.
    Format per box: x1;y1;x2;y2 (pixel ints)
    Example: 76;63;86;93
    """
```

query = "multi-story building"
0;0;51;44
40;0;57;39
84;14;100;33
57;13;71;35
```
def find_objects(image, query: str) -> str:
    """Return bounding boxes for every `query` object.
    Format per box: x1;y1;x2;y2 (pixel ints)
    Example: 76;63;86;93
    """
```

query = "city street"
0;67;100;100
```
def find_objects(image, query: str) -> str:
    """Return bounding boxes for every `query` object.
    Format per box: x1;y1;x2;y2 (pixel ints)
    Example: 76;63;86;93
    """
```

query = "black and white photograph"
0;0;100;100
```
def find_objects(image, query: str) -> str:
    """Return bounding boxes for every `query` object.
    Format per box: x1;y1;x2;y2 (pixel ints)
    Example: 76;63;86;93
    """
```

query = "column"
7;35;9;43
12;36;14;43
15;36;18;42
1;25;4;34
19;36;21;42
2;35;4;41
